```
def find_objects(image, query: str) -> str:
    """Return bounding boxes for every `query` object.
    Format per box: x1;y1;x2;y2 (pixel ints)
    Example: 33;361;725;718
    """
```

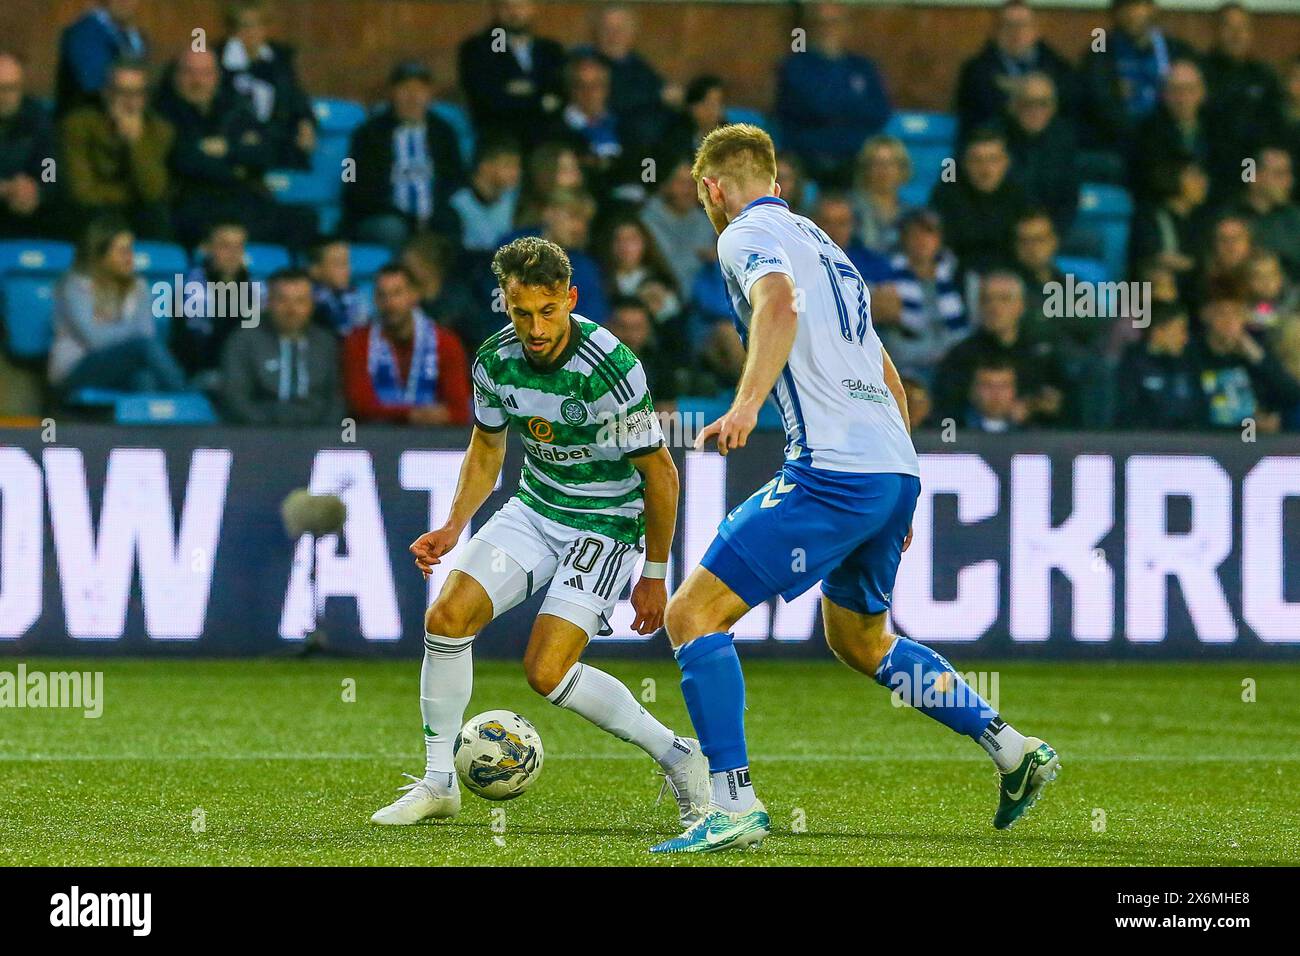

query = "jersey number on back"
819;253;870;346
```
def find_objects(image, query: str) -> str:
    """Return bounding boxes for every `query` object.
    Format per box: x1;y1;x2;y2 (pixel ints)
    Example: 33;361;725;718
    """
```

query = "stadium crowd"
2;0;1300;431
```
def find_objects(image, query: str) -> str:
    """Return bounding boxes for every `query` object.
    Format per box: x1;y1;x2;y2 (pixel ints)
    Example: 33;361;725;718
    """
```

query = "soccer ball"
453;710;545;800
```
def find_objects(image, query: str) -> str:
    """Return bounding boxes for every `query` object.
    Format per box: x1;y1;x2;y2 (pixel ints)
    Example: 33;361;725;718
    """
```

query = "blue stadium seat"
265;167;337;207
245;243;293;279
312;97;367;136
1076;183;1133;283
0;239;74;360
349;243;391;280
114;392;219;425
65;387;126;407
904;142;951;202
431;101;476;167
133;241;188;282
318;204;342;236
1055;256;1111;288
886;111;957;146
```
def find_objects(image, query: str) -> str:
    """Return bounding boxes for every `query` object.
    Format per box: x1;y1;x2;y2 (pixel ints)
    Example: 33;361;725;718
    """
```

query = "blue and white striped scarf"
367;311;439;405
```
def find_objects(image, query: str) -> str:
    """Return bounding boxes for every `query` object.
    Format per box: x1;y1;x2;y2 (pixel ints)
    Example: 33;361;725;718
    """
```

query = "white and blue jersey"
703;195;921;615
717;196;919;477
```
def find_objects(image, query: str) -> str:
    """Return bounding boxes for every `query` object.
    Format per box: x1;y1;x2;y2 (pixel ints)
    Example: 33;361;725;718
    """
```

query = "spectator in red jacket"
342;263;470;426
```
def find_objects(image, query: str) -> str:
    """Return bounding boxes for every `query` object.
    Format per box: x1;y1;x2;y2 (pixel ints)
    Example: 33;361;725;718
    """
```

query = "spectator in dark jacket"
653;75;726;177
216;0;317;170
156;47;315;250
929;127;1028;274
1011;208;1068;339
341;61;464;252
934;270;1069;426
964;358;1025;432
1077;0;1196;152
1202;3;1280;182
1191;292;1300;432
607;296;678;406
1116;303;1205;429
55;0;149;116
308;238;370;337
1276;58;1300;179
1132;59;1236;204
62;60;173;239
1128;156;1211;293
221;268;342;425
572;6;670;148
342;264;471;426
1000;72;1079;233
457;0;567;140
0;52;55;238
172;221;261;384
954;0;1077;143
1230;146;1300;281
775;2;891;188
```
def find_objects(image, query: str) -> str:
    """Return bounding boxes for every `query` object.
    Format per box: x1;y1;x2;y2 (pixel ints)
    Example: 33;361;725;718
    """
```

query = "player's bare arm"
410;425;507;576
881;345;910;435
696;271;799;455
628;445;679;635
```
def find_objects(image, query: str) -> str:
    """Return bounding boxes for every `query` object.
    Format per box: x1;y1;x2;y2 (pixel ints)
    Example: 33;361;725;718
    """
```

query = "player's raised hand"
409;524;462;578
629;576;667;635
694;402;759;456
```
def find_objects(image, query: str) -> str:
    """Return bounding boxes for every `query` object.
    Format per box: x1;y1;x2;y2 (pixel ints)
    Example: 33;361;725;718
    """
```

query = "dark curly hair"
491;236;572;291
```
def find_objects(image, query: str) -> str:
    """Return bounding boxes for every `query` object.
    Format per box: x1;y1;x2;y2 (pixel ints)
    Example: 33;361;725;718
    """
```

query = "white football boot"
370;773;461;825
658;737;711;827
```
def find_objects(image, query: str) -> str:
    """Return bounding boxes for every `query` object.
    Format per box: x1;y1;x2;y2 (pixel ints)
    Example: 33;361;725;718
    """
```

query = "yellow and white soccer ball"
453;710;545;800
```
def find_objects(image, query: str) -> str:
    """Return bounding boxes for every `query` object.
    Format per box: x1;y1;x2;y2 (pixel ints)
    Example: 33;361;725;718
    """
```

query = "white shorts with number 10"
451;497;643;639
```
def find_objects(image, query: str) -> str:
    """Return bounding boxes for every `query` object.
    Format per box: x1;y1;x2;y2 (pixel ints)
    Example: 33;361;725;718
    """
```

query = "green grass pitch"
2;657;1297;866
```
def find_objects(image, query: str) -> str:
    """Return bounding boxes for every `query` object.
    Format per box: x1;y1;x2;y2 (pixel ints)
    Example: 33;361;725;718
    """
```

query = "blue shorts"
701;461;920;616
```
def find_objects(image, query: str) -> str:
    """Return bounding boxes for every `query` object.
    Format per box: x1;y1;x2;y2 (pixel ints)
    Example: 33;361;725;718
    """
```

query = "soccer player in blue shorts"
650;125;1059;854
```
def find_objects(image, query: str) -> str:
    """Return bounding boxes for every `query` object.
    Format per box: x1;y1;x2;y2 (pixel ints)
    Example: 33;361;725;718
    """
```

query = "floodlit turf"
1;657;1297;866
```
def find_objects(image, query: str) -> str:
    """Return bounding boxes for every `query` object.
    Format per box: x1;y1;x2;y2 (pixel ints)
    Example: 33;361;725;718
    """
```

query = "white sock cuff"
425;632;474;656
545;662;584;706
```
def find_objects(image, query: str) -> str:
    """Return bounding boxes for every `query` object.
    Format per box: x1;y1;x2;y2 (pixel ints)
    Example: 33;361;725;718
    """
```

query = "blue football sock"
675;631;748;773
874;637;996;740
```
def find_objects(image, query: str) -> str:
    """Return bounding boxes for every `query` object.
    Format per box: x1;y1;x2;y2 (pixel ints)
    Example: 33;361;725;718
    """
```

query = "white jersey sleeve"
717;218;795;300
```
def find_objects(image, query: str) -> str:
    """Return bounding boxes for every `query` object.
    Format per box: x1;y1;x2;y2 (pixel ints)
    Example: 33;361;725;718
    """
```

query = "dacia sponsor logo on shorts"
842;378;891;404
523;439;594;462
560;397;587;425
527;417;555;442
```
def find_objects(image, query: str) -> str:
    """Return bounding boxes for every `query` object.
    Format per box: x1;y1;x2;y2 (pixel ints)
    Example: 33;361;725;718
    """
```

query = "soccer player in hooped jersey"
371;236;709;827
649;125;1060;854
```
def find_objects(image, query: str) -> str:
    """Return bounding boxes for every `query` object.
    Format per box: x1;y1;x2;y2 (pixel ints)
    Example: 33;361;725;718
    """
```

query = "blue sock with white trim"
675;631;754;812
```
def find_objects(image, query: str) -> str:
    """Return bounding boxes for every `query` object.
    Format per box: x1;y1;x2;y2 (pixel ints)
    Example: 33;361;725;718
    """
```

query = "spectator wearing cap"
875;208;968;384
220;267;343;425
216;0;317;170
954;0;1078;144
775;2;891;188
850;135;915;255
342;264;470;426
0;52;55;238
1115;303;1204;429
55;0;149;116
1000;72;1079;234
928;127;1028;274
341;61;464;252
457;0;567;140
933;270;1069;426
61;59;174;239
1077;0;1196;151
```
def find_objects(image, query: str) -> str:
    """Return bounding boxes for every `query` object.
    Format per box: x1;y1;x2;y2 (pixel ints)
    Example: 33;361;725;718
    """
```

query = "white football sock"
711;767;756;813
978;716;1028;773
546;662;680;768
421;633;473;788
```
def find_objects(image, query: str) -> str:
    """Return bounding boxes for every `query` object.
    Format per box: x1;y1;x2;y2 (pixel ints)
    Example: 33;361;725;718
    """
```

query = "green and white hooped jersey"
472;315;664;544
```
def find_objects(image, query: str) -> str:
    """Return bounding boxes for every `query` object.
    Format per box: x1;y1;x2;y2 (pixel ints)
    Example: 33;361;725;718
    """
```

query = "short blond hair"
691;123;778;186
